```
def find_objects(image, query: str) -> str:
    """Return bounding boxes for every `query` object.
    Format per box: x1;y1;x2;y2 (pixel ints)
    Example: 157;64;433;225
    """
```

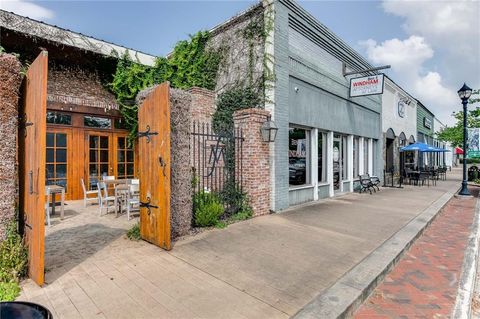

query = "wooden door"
46;128;72;200
113;133;135;180
19;51;48;286
85;131;113;190
138;83;171;250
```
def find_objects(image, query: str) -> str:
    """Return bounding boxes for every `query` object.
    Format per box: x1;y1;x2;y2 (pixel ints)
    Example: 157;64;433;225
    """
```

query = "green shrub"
193;192;224;227
0;281;21;301
126;223;141;241
0;221;28;301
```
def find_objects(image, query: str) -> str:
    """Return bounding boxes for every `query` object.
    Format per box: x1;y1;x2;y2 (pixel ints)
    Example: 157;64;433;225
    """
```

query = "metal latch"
139;197;158;215
137;125;158;143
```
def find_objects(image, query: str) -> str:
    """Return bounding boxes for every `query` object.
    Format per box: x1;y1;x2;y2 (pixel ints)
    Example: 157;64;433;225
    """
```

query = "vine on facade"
110;31;224;140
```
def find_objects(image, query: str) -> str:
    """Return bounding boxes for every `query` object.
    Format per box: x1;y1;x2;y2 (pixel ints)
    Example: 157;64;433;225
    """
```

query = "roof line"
0;9;157;65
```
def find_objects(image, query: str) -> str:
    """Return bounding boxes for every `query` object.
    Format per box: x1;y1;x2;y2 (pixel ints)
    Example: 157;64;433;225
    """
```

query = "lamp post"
458;83;473;196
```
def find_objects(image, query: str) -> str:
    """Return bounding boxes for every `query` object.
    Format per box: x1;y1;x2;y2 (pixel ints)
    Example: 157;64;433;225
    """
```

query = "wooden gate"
137;83;171;250
18;51;48;285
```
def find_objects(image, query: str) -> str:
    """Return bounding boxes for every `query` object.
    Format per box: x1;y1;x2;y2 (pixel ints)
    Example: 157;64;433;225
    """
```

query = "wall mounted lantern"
260;117;278;142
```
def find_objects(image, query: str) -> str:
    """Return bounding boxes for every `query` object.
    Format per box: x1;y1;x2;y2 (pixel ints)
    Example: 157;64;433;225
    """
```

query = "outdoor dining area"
400;142;450;187
45;176;140;226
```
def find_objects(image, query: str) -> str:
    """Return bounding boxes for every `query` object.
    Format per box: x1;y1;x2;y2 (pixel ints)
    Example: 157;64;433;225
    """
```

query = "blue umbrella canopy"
399;142;445;152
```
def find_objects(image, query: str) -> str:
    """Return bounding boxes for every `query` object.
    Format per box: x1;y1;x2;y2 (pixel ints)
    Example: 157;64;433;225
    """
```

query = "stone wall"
233;108;271;216
169;89;193;239
0;54;23;240
47;68;118;109
208;3;265;96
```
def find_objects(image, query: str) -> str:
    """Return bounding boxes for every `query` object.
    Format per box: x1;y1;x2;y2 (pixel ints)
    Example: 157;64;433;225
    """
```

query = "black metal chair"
368;174;381;191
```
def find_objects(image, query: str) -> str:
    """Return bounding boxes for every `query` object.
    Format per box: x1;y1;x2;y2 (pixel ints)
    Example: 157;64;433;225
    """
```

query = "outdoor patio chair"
98;182;116;216
359;174;375;194
81;178;98;207
126;183;140;220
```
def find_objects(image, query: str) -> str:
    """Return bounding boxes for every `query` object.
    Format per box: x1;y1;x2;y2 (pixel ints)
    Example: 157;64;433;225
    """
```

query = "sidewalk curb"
452;195;480;318
292;188;458;319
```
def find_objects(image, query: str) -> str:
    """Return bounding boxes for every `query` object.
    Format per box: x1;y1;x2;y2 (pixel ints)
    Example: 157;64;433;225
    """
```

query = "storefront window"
289;127;310;186
342;136;348;180
318;132;326;182
364;139;369;174
353;137;359;178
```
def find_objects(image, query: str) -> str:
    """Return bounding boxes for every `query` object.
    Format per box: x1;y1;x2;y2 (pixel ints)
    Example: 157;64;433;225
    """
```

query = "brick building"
1;10;156;200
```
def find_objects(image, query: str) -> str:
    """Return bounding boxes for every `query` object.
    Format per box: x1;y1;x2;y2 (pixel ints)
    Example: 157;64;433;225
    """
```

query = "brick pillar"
0;54;23;240
233;108;271;217
188;87;215;124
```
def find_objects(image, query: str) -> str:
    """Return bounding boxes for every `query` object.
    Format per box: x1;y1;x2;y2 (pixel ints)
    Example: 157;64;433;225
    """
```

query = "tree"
437;89;480;147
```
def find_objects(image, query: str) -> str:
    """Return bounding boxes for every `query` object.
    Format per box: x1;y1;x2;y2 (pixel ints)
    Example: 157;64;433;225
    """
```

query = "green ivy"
0;220;28;301
110;31;223;140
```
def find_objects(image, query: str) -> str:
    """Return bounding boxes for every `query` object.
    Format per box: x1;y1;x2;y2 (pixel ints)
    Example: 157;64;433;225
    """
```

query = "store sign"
349;74;384;97
397;101;406;118
423;117;432;129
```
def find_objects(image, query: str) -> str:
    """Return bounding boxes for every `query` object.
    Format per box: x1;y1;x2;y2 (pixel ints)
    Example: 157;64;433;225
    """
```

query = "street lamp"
458;83;473;196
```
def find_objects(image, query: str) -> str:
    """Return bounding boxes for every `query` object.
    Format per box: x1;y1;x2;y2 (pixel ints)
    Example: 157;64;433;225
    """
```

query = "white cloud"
361;36;458;126
0;0;54;20
360;0;480;126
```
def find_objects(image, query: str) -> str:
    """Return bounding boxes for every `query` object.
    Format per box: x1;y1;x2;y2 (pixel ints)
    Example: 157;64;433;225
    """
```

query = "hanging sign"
349;74;384;97
468;128;480;158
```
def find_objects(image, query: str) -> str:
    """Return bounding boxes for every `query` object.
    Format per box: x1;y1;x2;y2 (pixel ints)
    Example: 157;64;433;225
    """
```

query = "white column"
327;131;334;197
368;138;374;175
347;135;354;192
311;129;319;200
359;137;365;175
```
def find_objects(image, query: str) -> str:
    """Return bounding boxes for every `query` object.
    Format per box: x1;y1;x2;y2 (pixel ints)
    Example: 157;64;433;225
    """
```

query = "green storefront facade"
416;100;434;144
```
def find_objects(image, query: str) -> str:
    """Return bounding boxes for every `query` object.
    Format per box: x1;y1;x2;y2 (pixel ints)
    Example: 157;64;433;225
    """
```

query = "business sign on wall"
349;74;384;97
423;117;432;129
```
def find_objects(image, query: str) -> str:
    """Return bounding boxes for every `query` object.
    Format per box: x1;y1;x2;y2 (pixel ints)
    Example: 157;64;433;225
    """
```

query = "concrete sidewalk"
19;170;461;318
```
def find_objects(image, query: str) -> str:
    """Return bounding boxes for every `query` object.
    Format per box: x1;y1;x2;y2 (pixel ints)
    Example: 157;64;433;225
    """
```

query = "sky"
1;0;479;127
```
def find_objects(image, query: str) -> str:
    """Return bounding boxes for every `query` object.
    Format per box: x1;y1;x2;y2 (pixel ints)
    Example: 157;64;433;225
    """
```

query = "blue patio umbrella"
400;142;433;152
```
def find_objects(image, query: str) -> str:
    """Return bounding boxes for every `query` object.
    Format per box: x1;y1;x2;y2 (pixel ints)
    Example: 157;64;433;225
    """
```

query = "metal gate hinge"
137;125;158;143
139;197;158;215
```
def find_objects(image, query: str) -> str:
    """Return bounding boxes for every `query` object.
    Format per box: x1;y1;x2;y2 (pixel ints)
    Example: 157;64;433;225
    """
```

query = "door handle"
28;171;33;194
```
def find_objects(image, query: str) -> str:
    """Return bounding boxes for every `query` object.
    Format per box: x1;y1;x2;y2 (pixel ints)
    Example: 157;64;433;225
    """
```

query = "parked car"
289;158;306;185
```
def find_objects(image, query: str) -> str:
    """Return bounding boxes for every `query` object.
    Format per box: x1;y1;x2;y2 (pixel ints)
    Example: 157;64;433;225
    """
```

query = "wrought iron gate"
190;121;244;211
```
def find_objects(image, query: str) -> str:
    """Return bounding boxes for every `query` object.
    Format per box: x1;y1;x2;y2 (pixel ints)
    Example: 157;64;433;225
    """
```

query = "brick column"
0;54;23;240
233;108;271;217
188;87;215;124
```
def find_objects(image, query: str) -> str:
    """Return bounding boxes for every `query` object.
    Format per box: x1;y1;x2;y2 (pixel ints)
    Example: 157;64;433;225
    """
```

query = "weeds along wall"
0;54;23;241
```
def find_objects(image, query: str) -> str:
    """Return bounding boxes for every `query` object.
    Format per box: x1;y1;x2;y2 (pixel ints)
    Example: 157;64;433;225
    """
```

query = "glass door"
115;135;135;179
46;130;71;197
333;135;342;191
87;133;112;190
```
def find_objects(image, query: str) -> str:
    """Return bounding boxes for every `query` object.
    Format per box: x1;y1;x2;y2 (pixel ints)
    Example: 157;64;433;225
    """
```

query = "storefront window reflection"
353;137;359;178
289;127;310;186
318;132;326;182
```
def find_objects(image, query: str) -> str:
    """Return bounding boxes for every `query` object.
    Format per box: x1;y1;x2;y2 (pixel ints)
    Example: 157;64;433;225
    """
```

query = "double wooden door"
45;128;134;200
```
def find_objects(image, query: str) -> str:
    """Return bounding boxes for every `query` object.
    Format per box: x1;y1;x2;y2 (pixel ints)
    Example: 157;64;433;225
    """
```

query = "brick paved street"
354;187;478;319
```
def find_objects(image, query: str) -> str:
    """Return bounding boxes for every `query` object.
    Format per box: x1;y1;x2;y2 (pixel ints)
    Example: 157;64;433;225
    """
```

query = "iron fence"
190;121;244;211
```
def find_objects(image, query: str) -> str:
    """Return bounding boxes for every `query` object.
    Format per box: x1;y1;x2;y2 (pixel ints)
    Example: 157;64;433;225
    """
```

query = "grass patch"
0;220;28;301
126;223;141;241
0;282;21;301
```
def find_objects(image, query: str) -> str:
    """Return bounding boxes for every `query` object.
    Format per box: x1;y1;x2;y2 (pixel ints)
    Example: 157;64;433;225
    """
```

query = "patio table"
45;185;65;225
